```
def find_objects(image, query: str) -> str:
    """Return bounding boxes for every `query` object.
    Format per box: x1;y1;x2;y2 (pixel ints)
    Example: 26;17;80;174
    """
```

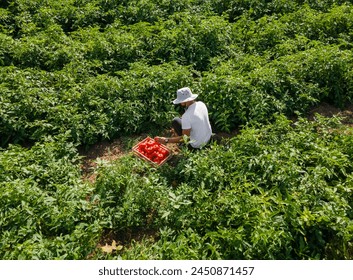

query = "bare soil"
307;102;353;125
79;138;127;183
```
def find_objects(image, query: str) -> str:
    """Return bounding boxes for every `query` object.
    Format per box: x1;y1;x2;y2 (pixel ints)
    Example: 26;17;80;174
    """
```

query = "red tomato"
139;142;147;151
136;138;170;165
150;151;157;159
147;140;155;146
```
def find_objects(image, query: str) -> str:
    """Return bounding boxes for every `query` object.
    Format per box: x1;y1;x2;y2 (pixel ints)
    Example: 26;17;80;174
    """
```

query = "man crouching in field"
155;87;212;150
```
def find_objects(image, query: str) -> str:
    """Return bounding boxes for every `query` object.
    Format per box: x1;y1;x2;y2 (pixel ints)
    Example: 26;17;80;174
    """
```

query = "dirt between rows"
307;102;353;123
79;138;127;184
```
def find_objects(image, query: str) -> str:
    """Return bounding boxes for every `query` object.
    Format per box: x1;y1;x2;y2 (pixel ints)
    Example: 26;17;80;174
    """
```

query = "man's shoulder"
196;101;207;106
195;101;208;111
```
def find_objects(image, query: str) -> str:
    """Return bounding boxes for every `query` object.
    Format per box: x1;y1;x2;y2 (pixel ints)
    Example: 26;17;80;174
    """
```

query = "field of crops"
1;0;353;259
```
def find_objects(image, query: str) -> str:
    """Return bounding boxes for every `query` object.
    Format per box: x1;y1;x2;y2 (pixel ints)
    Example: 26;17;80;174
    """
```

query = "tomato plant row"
1;2;353;146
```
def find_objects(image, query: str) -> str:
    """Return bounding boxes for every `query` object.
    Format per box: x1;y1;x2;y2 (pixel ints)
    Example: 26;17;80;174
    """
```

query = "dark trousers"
172;117;196;151
172;117;183;136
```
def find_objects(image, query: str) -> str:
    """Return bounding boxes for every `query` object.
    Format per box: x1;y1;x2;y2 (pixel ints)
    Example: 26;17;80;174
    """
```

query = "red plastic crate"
132;137;172;166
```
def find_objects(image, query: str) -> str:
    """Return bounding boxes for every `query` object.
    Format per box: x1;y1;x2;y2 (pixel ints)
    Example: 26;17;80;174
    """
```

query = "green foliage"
0;62;194;146
209;0;352;21
114;115;353;260
148;13;233;70
2;1;353;144
93;155;170;230
1;0;353;260
0;136;101;259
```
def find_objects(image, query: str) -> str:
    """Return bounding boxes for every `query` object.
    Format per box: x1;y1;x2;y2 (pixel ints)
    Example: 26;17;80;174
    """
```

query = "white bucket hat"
172;87;198;104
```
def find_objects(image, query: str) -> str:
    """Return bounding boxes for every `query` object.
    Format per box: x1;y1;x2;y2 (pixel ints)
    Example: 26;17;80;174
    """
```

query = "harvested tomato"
147;139;155;146
146;146;154;153
134;137;170;165
139;142;147;151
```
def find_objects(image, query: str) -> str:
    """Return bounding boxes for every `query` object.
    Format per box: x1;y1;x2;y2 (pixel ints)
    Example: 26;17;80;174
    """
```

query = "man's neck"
186;100;196;107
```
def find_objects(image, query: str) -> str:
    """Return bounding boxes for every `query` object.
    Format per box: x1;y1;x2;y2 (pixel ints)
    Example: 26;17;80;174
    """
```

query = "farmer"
155;87;212;149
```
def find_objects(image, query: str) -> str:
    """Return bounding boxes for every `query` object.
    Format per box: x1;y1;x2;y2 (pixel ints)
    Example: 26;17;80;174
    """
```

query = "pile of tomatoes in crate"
133;137;170;165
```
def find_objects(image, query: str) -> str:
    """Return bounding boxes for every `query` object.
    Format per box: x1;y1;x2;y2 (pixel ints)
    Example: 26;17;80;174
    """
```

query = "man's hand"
154;137;168;144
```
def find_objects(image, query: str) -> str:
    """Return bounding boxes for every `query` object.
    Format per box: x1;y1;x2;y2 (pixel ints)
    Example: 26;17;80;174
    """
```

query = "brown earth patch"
79;138;127;183
307;102;353;126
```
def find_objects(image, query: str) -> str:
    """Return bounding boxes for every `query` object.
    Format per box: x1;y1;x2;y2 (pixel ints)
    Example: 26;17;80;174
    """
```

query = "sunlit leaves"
1;0;353;261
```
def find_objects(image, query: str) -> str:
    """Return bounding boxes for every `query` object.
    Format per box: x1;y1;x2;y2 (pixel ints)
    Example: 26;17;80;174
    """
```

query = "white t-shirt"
182;101;212;148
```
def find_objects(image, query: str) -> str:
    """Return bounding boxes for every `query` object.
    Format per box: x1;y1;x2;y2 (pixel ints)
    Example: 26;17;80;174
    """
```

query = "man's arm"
155;129;191;145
